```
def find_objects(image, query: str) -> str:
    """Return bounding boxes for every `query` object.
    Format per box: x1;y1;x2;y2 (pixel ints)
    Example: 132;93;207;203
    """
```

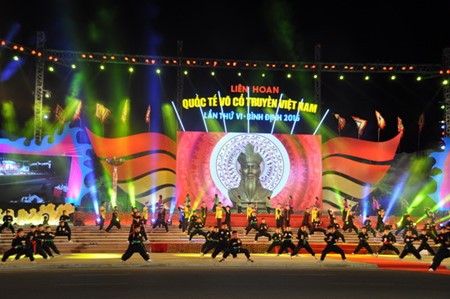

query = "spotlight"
416;76;422;81
286;73;292;78
100;65;105;70
156;69;161;74
339;75;344;80
261;73;265;77
48;66;54;72
211;71;215;76
438;139;446;151
183;70;188;75
43;114;49;119
364;75;370;81
13;55;19;61
128;67;134;73
390;75;396;80
237;72;242;77
71;64;77;69
443;79;449;86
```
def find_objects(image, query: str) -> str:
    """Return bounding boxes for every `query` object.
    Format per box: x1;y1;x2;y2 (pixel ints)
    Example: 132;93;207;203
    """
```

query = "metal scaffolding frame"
33;32;45;144
443;48;450;137
1;39;447;74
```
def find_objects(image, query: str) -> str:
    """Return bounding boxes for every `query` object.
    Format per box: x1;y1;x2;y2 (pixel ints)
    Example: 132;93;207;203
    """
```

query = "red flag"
418;113;425;133
145;105;151;124
95;103;111;123
351;116;367;137
375;110;386;130
334;114;346;133
55;104;66;124
397;117;404;136
73;101;82;120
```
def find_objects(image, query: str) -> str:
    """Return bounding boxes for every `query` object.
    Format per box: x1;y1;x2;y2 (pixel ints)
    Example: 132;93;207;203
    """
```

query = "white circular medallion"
210;133;290;201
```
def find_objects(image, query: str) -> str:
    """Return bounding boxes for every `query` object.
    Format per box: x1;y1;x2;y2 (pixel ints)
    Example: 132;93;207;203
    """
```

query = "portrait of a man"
228;143;273;206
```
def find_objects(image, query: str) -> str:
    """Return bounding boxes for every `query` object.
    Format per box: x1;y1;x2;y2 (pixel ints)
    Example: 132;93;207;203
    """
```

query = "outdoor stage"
1;252;449;275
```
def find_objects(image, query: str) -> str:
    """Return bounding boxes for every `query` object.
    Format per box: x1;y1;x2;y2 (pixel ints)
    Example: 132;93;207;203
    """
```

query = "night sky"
1;0;450;152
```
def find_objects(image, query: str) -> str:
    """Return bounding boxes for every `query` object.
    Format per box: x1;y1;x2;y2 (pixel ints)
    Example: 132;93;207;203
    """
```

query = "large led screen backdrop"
176;132;322;211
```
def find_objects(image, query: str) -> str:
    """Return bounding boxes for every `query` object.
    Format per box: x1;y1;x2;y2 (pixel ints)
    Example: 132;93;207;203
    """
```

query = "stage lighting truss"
2;37;450;138
1;38;448;76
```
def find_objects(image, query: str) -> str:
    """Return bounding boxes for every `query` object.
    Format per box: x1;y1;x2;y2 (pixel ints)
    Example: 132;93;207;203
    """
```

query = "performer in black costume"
254;218;271;241
1;228;34;262
399;229;421;260
429;224;450;272
320;225;346;261
219;231;254;262
0;210;15;234
121;225;152;262
377;226;400;256
105;206;121;232
291;224;316;258
416;228;435;256
352;226;375;255
277;225;296;255
266;227;283;254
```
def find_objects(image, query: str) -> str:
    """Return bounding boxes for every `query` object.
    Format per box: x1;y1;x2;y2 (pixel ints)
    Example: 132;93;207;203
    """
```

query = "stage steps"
1;224;436;255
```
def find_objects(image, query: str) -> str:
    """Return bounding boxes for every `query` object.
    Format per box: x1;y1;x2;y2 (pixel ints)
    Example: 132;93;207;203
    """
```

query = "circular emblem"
210;133;290;200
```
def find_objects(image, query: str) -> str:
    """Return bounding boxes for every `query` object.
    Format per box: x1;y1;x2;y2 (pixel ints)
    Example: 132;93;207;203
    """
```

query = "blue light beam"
313;108;330;135
171;101;185;132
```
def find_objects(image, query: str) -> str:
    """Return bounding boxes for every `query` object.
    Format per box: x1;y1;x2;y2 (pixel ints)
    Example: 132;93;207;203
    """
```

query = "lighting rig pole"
176;40;184;130
443;48;450;138
314;44;322;126
33;31;45;144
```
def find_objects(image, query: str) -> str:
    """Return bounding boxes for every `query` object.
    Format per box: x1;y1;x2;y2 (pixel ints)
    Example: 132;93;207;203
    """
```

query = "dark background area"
1;0;449;153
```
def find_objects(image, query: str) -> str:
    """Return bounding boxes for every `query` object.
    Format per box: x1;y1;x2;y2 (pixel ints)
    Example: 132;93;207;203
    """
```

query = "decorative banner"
322;133;401;209
418;113;425;133
55;104;66;124
334;114;346;133
95;103;111;123
375;110;386;130
351;116;367;138
176;132;322;212
397;116;404;137
85;129;177;208
145;104;151;124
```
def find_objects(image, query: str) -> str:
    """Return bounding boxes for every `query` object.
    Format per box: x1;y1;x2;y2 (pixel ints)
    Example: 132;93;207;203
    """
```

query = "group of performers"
1;209;73;262
174;198;450;268
98;198;169;234
2;199;450;272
